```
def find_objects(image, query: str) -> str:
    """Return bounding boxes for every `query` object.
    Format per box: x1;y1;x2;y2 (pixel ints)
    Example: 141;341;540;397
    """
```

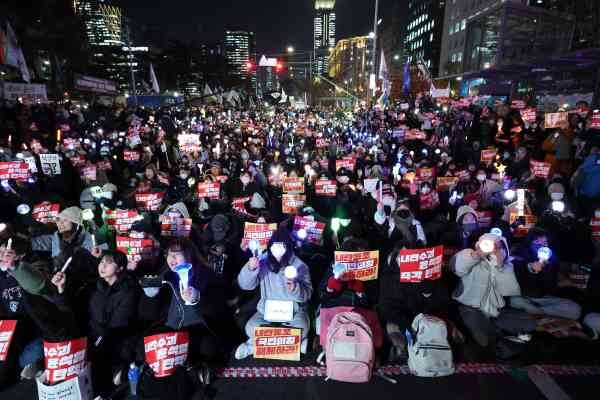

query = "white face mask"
421;187;431;195
477;174;486;182
382;195;395;207
270;242;286;259
550;192;564;201
337;176;349;184
241;176;250;185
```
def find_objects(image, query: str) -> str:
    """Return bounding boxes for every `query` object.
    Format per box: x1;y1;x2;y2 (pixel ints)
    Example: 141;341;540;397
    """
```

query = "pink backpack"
324;311;375;383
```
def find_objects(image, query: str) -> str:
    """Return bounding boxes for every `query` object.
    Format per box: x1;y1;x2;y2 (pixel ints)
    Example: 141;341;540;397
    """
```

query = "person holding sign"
451;233;535;356
374;197;427;259
235;229;312;359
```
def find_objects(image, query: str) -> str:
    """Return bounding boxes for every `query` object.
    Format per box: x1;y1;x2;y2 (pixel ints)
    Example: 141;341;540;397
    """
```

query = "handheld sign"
398;246;443;283
144;332;189;378
333;250;379;281
43;337;87;384
0;320;17;361
253;327;301;361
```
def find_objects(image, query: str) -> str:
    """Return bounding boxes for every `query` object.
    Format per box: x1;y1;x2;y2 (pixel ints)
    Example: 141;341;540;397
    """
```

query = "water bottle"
128;363;139;396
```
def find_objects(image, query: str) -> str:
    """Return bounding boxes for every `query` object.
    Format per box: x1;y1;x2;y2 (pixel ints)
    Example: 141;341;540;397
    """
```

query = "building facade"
74;0;124;47
225;29;256;92
314;0;336;76
404;0;446;77
328;36;370;98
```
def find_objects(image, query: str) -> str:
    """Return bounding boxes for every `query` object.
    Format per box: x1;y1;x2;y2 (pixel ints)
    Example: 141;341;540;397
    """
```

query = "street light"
287;46;295;54
394;54;400;61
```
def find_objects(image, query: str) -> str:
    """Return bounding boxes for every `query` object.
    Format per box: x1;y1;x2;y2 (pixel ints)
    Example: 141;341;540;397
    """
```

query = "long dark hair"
262;228;295;273
166;238;203;269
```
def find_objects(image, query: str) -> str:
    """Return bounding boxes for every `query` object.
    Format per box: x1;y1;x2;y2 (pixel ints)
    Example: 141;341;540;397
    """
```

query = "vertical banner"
253;327;301;361
43;338;87;384
144;332;189;378
333;250;379;281
398;246;443;283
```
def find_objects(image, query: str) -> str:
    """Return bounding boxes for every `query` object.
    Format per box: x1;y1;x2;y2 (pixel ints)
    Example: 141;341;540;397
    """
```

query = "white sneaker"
20;363;39;380
301;338;308;354
235;343;253;360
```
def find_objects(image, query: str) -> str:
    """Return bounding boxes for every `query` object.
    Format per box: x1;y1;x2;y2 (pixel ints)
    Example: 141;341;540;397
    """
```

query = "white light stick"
60;257;73;273
91;234;96;248
248;239;260;257
297;228;307;240
537;247;552;263
479;239;495;254
284;265;298;280
6;238;12;251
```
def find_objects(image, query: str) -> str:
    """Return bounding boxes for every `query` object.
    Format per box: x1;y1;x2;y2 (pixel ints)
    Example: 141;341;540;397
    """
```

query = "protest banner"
124;150;140;162
315;179;337;197
436;176;459;192
591;110;600;130
521;108;537;124
32;202;60;224
335;156;356;171
0;162;29;181
253;327;301;361
116;235;155;262
530;160;551;179
43;337;87;384
333;250;379;281
39;154;61;176
293;216;326;245
511;100;526;110
160;216;192;238
283;177;305;194
197;182;221;199
242;222;277;250
398;246;443;283
177;133;201;153
105;210;140;233
417;167;435;182
544;112;568;129
282;194;305;215
315;138;328;148
480;148;497;164
0;320;17;361
144;332;189;378
135;192;165;212
232;196;251;214
405;129;426;140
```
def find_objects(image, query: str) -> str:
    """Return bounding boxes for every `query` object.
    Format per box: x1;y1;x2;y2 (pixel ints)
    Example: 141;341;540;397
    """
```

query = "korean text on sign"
293;216;325;245
0;320;17;361
282;194;306;215
315;179;337;197
197;182;221;199
43;337;87;384
398;246;443;283
242;223;277;250
144;332;189;378
253;327;301;361
334;250;379;281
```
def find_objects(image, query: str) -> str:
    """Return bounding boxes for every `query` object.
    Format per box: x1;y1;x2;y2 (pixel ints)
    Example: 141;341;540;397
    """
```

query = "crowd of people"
1;94;600;397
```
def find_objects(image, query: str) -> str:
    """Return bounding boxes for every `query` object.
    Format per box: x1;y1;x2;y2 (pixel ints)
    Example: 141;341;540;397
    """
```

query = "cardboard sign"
436;176;458;192
43;338;87;384
590;217;600;240
480;148;497;164
0;320;17;361
591;110;600;130
0;161;29;181
282;194;306;215
283;177;305;194
334;250;379;281
335;156;356;171
315;179;337;197
160;216;192;237
293;216;325;245
124;150;140;162
405;129;426;140
178;133;201;153
32;202;60;224
39;154;61;176
105;210;140;233
419;191;440;210
242;223;277;250
530;160;551;179
521;108;537;124
232;196;251;214
544;112;568;129
135;192;165;212
398;246;443;283
417;167;435;182
80;166;97;181
197;182;221;199
253;327;301;361
509;213;537;238
116;235;155;262
36;363;92;400
144;332;189;378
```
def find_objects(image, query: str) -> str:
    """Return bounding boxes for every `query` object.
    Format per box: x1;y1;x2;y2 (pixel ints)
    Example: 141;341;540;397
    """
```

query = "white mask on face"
382;195;395;207
421;187;431;195
270;242;286;259
337;176;349;184
241;176;250;185
477;174;486;182
550;192;564;201
180;173;189;180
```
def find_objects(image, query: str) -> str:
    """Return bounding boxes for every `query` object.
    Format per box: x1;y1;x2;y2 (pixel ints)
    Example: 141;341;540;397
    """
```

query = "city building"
328;36;371;99
404;0;446;77
73;0;124;46
313;0;336;76
225;29;256;90
379;1;408;100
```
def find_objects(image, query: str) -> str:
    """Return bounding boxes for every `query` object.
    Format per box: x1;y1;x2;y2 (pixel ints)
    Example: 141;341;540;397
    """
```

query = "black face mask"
384;205;392;216
397;209;410;219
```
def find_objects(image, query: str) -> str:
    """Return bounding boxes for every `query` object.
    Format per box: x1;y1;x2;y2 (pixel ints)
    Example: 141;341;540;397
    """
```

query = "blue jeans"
18;337;43;368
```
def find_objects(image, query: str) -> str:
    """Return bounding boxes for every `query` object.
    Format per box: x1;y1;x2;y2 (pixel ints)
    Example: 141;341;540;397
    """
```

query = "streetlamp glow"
287;46;295;54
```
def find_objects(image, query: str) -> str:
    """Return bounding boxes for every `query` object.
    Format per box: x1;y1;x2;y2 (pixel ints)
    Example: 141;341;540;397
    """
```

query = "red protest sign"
116;235;156;262
436;176;459;192
32;202;60;224
521;108;537;124
282;194;306;215
0;162;29;181
253;327;301;361
419;191;440;210
417;167;435;182
283;177;305;194
315;179;337;197
232;196;251;214
135;192;165;211
335;156;356;171
177;133;201;153
197;182;221;199
0;320;17;361
105;210;140;233
511;100;526;110
160;216;192;238
405;129;426;140
398;246;443;283
124;150;140;162
530;160;551;179
334;250;379;281
316;138;328;148
591;110;600;130
144;332;189;378
293;216;325;245
591;217;600;241
43;337;87;384
480;148;497;164
68;154;86;167
242;223;277;250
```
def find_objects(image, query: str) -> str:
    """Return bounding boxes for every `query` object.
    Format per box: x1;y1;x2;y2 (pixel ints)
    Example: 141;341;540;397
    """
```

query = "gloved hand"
326;276;343;293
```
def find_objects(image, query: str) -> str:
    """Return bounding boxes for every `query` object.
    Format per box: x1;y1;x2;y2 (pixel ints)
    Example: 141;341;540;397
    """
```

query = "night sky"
125;0;393;54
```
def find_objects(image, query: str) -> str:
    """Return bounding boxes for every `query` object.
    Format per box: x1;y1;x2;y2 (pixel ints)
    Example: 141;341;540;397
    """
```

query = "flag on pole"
5;23;30;83
203;83;216;103
150;63;160;94
377;48;390;106
402;61;411;95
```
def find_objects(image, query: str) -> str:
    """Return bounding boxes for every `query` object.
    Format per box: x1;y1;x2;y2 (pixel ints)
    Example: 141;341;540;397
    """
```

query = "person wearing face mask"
451;234;536;357
510;229;581;322
374;198;427;260
506;147;530;179
235;229;312;359
166;167;193;203
474;168;503;208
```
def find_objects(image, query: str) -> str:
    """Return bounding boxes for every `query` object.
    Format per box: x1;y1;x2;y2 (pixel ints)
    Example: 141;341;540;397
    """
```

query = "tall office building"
74;0;124;46
404;0;446;77
313;0;336;76
329;36;370;98
225;29;256;85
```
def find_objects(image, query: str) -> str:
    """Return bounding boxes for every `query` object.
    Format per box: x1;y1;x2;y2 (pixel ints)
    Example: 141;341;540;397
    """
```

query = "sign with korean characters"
253;327;301;361
544;112;568;129
398;246;443;283
436;176;459;192
315;179;337;197
293;216;325;245
32;202;60;224
335;156;356;171
521;108;537;124
160;216;192;238
282;194;306;215
242;222;277;250
177;133;201;153
39;154;61;176
283;177;305;194
0;320;17;361
135;192;165;212
480;148;497;164
0;162;29;181
333;250;379;281
197;182;220;199
105;210;140;233
124;150;140;162
144;332;189;378
116;235;155;263
530;160;551;179
43;338;87;384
